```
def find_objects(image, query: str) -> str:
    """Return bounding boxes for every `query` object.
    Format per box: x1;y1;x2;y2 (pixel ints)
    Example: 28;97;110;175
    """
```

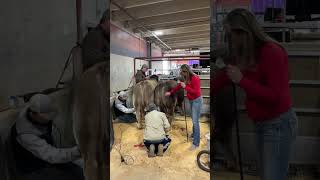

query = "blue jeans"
144;135;171;154
189;96;203;146
255;108;298;180
117;114;136;123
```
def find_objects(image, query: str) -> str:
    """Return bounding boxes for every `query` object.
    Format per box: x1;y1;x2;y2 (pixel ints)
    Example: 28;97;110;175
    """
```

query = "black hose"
232;83;244;180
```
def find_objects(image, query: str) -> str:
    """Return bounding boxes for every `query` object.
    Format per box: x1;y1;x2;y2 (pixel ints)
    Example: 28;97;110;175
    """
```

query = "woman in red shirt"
165;64;202;150
214;8;298;180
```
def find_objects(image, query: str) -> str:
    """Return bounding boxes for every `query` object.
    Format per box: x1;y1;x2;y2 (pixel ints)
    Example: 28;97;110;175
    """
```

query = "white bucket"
205;133;210;151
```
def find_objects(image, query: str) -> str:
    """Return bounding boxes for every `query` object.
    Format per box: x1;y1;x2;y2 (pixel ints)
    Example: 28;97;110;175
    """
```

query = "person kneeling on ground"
143;103;171;157
114;91;136;123
11;94;84;180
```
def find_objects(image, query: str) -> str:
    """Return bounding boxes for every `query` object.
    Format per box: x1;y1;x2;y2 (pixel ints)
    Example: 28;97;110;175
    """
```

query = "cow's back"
132;80;157;128
72;62;108;180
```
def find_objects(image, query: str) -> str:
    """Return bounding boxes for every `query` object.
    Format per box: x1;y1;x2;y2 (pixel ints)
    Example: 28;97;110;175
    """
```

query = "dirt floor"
110;116;317;180
110;116;210;180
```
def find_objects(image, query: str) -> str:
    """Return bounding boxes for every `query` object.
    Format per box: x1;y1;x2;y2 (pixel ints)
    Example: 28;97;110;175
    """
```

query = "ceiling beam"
112;0;209;21
135;18;209;31
141;24;209;37
158;30;209;40
167;40;210;46
125;8;210;28
110;0;173;10
170;44;210;50
161;33;210;41
164;37;209;44
132;16;209;30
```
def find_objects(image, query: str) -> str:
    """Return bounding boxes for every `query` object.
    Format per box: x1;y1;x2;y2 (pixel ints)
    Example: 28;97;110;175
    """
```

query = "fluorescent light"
154;31;163;36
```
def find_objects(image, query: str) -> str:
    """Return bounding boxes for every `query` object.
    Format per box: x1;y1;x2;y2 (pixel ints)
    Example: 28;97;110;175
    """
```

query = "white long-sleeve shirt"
15;107;81;164
115;98;135;114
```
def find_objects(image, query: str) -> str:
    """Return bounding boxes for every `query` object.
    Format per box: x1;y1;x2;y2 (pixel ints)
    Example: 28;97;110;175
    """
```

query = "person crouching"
143;103;171;157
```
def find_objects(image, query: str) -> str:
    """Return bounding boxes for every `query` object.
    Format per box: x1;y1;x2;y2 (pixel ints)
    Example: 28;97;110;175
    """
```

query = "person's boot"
157;144;164;156
148;144;156;157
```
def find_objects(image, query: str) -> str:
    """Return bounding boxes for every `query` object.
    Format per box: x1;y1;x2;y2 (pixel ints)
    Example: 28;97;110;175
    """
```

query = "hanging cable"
55;44;81;88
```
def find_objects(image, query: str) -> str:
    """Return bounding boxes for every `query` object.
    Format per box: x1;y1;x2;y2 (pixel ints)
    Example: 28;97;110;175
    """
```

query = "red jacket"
170;75;201;100
212;42;292;122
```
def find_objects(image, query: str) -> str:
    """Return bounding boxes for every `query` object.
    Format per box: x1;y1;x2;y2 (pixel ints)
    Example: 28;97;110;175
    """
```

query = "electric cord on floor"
114;125;134;166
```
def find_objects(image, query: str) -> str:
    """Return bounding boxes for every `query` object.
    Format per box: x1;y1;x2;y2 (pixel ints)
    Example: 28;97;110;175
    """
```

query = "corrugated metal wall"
110;23;147;58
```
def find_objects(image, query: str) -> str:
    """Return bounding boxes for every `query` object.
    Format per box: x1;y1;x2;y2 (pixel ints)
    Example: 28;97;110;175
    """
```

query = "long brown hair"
223;8;284;69
180;64;196;84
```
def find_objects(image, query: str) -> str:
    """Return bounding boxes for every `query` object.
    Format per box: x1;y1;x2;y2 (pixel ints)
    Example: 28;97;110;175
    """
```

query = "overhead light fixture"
154;30;163;36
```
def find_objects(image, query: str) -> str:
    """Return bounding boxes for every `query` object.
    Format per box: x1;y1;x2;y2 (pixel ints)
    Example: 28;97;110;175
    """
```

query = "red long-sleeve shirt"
212;42;292;122
170;75;201;100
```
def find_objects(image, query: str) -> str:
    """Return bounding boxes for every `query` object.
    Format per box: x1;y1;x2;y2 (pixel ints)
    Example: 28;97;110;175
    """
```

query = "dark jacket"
135;70;146;84
11;108;81;174
81;25;109;72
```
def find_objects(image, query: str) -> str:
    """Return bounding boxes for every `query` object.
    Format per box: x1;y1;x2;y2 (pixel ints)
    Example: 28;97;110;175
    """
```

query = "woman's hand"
180;82;186;88
165;92;171;96
226;65;243;84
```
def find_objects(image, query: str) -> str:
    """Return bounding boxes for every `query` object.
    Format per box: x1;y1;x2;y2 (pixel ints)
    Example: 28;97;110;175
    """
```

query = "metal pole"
145;58;210;62
76;0;82;44
232;83;244;180
134;55;210;60
282;0;287;42
184;97;188;142
272;0;275;23
134;58;136;79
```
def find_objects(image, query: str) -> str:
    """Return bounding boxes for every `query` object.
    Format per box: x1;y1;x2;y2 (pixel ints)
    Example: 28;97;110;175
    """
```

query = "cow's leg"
169;99;177;124
135;107;142;129
135;105;145;129
139;107;145;129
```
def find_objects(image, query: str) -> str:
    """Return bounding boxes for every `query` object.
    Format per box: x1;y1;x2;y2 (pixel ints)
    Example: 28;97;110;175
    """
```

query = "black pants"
21;163;84;180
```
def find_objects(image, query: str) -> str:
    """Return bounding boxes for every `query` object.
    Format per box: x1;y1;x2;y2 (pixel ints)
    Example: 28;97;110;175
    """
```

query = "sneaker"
157;144;164;156
148;144;156;157
189;144;199;151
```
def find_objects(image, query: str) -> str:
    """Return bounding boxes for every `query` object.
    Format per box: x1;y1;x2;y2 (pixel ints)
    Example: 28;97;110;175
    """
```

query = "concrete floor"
110;117;210;180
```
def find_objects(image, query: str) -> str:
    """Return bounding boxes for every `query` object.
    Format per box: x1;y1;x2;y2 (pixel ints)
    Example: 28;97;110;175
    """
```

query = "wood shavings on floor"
110;117;210;180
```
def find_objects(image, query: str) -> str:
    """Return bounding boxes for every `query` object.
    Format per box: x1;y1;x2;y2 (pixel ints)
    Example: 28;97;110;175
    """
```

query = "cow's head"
174;76;185;83
149;75;159;82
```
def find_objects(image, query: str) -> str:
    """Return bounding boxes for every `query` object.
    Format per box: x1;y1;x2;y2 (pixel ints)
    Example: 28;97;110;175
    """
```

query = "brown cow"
72;62;108;180
132;79;157;129
154;80;184;124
